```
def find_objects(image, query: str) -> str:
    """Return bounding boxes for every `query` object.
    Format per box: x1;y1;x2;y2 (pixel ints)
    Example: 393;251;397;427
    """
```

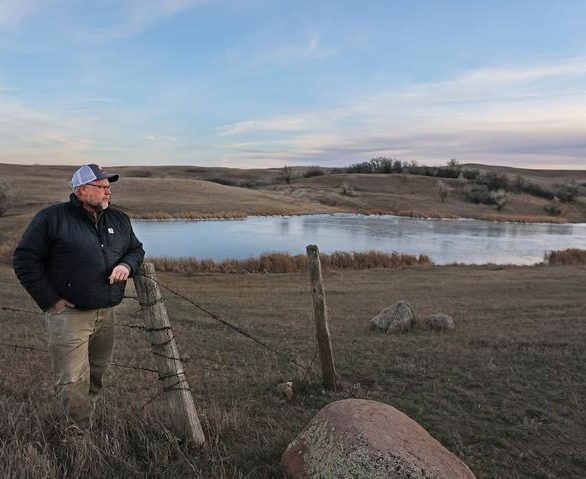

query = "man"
13;164;145;428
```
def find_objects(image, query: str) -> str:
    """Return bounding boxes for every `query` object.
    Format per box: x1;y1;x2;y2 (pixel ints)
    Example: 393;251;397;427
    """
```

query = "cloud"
78;0;216;39
0;0;50;27
0;97;94;164
0;0;216;37
225;32;337;71
217;57;586;169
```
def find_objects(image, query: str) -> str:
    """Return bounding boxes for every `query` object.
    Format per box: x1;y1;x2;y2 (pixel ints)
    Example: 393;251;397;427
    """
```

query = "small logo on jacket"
107;228;114;234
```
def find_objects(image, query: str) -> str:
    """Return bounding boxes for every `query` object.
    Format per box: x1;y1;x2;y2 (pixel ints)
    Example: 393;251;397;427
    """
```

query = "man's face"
78;179;112;211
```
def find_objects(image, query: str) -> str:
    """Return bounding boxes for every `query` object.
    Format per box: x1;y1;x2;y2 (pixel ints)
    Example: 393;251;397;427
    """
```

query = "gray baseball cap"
71;164;119;188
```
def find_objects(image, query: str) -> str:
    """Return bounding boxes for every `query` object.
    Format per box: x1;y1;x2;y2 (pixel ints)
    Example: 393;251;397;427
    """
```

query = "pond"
131;214;586;265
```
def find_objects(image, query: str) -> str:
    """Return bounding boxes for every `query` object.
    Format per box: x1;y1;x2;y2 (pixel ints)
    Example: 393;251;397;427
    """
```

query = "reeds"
149;250;432;274
131;211;249;220
544;248;586;265
475;214;568;224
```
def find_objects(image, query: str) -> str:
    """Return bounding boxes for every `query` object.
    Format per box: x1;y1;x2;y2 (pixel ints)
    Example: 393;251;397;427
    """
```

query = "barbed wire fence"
0;270;320;437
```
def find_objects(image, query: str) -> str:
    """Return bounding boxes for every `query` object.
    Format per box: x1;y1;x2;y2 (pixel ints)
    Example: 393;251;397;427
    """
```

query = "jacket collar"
69;192;104;223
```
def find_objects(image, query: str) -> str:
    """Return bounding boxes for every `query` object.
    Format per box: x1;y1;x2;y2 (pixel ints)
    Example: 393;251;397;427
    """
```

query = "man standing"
13;164;145;428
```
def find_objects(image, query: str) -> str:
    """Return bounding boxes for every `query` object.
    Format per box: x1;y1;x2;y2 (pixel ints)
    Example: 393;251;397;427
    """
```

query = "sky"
1;0;585;169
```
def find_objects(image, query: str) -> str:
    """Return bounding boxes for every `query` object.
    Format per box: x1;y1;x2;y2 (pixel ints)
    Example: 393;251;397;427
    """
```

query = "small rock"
281;399;476;479
276;381;294;401
421;313;455;331
370;301;416;334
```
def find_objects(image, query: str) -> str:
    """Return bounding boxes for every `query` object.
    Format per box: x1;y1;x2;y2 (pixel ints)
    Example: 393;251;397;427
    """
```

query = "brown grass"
149;250;432;274
0;264;584;477
0;238;17;265
2;163;585;224
474;213;568;224
544;248;586;265
131;211;250;220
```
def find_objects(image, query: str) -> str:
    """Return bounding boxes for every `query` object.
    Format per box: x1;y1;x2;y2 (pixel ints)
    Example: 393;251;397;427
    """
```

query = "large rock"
370;301;416;334
281;399;476;479
421;314;455;331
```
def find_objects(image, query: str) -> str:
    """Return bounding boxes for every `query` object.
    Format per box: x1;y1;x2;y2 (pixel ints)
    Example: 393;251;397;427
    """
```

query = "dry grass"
474;213;568;224
1;264;585;478
0;237;17;265
544;248;586;265
131;211;250;220
1;163;584;224
149;251;431;274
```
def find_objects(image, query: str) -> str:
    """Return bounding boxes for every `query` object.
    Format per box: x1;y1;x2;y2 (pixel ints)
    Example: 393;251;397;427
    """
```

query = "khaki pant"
45;306;116;427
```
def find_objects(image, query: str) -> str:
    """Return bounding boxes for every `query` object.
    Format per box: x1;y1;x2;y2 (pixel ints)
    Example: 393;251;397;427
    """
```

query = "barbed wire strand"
2;274;319;405
1;305;40;315
0;340;160;376
139;273;309;371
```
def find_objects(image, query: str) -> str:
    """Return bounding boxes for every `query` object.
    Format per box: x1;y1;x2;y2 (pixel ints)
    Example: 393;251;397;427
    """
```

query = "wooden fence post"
306;245;338;391
133;262;206;446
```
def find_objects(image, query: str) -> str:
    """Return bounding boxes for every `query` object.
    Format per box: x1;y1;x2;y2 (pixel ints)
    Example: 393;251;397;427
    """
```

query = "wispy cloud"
78;0;217;39
225;31;336;70
0;0;216;37
217;57;586;168
0;97;94;164
0;0;49;27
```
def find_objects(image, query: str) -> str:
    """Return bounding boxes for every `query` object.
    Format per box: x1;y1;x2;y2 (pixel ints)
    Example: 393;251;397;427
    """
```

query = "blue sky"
1;0;585;169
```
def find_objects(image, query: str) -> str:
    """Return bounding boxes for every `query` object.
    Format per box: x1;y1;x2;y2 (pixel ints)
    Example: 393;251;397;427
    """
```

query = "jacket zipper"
95;212;113;306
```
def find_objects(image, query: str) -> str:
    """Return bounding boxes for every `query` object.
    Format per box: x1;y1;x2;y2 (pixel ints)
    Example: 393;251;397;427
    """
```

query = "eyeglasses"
86;183;112;190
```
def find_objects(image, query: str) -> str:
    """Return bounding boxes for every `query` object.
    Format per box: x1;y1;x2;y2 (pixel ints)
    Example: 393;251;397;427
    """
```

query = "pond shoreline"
131;214;586;266
130;209;575;225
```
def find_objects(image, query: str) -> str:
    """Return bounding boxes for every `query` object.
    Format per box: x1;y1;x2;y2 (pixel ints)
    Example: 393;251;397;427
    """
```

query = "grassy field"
0;162;585;477
0;263;584;478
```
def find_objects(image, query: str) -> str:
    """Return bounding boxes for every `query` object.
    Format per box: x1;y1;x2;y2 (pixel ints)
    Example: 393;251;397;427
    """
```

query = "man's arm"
13;211;61;311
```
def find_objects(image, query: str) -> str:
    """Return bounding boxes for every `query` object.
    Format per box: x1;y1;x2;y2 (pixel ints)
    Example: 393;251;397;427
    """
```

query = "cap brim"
103;173;119;183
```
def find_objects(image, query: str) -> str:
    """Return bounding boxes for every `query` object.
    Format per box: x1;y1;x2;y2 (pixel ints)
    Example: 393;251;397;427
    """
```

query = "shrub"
464;185;492;204
490;189;508;210
544;248;586;265
554;181;579;203
462;169;480;181
477;171;510;191
465;185;507;209
544;197;562;216
512;176;554;199
346;158;404;174
303;167;326;178
340;182;355;196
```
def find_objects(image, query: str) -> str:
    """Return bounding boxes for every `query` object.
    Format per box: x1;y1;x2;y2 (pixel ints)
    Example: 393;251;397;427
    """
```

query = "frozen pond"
131;214;586;265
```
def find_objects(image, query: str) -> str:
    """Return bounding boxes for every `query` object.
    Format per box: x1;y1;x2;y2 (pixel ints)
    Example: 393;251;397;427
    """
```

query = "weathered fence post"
306;245;338;391
133;262;206;446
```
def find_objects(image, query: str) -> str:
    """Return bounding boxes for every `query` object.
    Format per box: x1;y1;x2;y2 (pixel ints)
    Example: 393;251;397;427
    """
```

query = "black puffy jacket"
13;194;145;311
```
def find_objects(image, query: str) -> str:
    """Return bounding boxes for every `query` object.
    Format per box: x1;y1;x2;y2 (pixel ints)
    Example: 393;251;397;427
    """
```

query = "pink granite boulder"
282;399;475;479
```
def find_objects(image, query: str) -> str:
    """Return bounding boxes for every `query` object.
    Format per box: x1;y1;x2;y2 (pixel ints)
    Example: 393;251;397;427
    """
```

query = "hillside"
1;162;585;248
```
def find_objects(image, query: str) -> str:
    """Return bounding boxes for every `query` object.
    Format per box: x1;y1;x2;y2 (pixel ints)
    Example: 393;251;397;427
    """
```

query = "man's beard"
91;200;109;212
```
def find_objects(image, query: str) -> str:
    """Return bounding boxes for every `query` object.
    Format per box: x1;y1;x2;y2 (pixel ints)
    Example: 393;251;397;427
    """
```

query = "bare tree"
437;180;450;203
280;165;293;184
